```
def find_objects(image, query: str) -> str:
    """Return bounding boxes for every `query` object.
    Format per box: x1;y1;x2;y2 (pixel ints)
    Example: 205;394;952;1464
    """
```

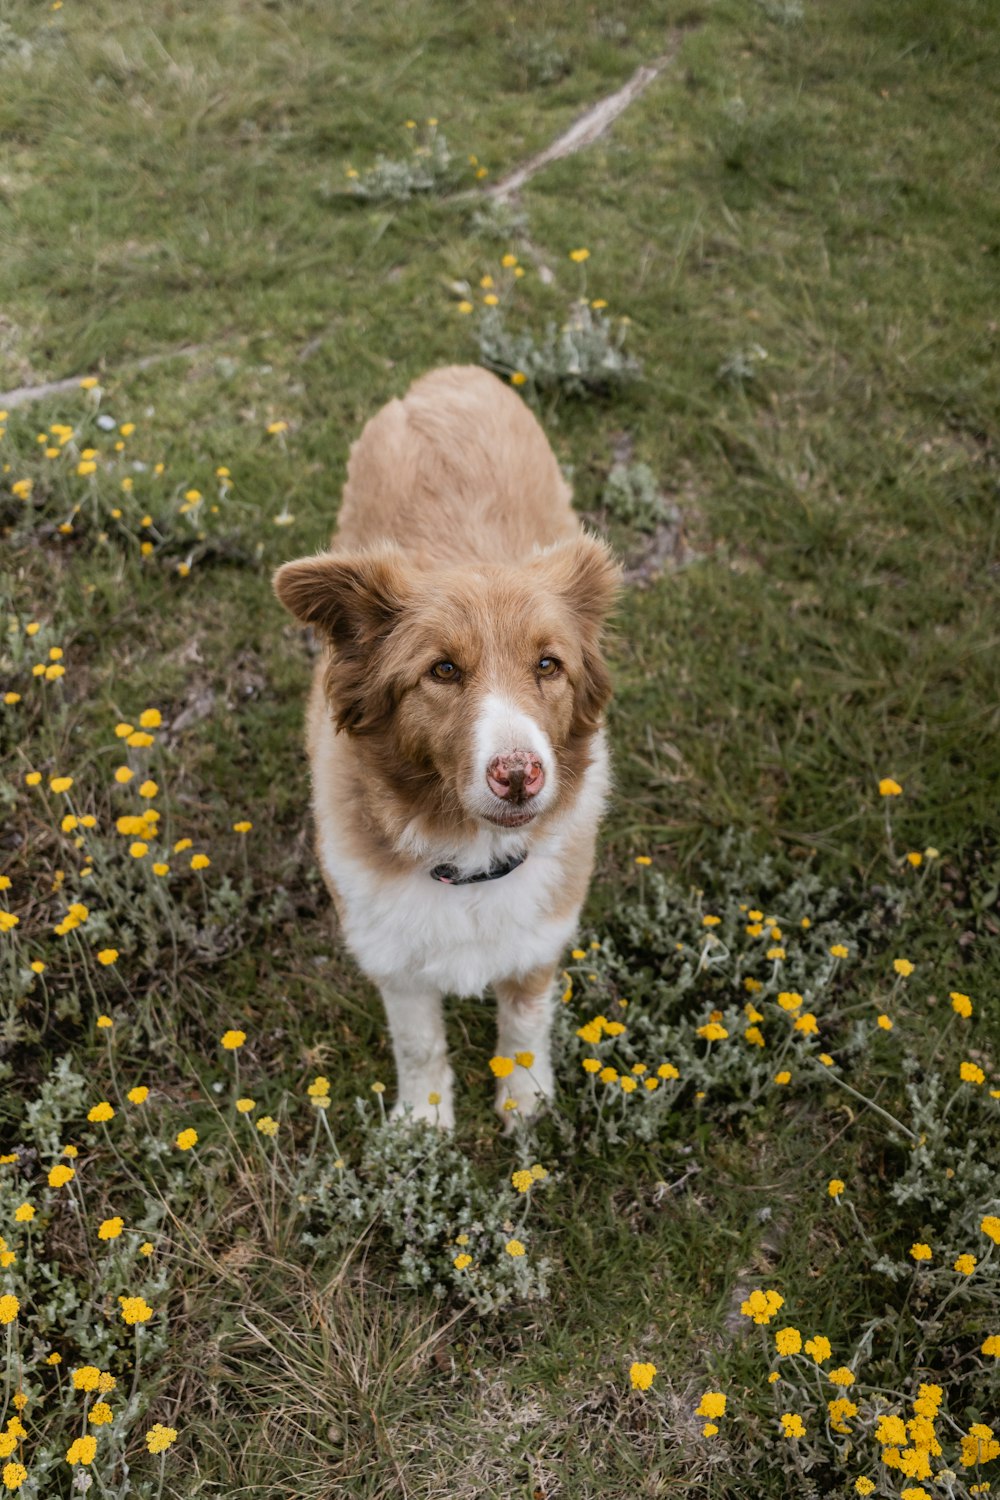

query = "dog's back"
334;366;578;564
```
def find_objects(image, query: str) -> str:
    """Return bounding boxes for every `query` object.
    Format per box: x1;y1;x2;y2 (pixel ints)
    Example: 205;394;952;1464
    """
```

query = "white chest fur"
312;718;609;997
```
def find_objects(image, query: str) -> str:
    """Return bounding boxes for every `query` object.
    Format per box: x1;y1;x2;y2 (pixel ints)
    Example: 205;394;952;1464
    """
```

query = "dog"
274;366;619;1128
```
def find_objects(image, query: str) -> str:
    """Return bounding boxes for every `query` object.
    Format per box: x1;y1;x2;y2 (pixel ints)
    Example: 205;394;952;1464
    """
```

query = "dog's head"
274;535;620;836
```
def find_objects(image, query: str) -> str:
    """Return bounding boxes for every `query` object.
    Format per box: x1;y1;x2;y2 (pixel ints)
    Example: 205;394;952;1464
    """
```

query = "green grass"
1;0;998;1494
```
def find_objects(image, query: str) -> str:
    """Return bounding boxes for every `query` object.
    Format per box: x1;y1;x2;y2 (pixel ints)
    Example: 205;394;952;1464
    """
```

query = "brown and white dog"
274;366;619;1127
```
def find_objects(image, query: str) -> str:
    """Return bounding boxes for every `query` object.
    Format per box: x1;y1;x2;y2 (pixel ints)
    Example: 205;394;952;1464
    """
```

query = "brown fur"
274;366;619;870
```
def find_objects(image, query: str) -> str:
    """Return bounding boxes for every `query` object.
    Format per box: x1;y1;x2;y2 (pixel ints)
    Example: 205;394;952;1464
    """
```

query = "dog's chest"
326;840;576;995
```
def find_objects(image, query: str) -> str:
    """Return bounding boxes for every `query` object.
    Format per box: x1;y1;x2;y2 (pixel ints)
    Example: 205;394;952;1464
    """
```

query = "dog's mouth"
481;806;538;829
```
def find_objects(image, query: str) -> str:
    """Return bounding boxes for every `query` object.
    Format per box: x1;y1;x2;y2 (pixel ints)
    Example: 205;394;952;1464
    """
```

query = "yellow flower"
129;841;148;859
3;693;20;706
510;372;527;386
629;1361;656;1391
236;1098;255;1113
774;1071;791;1085
828;1179;845;1198
233;820;253;834
777;991;803;1011
909;1242;932;1262
139;708;161;729
62;1144;78;1158
780;1413;805;1438
371;1081;386;1095
88;1400;114;1426
960;1425;1000;1467
818;1053;834;1066
766;946;786;961
266;421;289;436
24;771;41;786
483;294;499;306
127;730;154;748
88;1101;115;1122
953;1254;976;1276
145;1424;178;1454
854;1479;875;1495
657;1062;680;1080
598;1067;618;1085
950;991;973;1017
569;248;590;262
514;1051;534;1068
893;958;914;977
256;1116;278;1137
960;1061;985;1085
0;912;18;933
453;1253;472;1270
48;1164;74;1187
2;1461;28;1489
220;1029;246;1050
804;1334;831;1364
828;1367;856;1386
97;949;118;966
774;1327;801;1356
581;1058;600;1074
697;1022;728;1041
696;1391;726;1418
49;775;73;794
876;1013;893;1031
982;1334;1000;1357
138;779;158;799
140;1242;154;1256
80;376;99;390
794;1012;818;1035
980;1215;1000;1245
702;914;721;927
905;851;922;867
98;1217;124;1240
13;1203;34;1223
152;862;170;877
511;1170;534;1193
118;1294;153;1325
620;1076;637;1094
740;1288;784;1325
489;1056;515;1078
457;301;473;314
175;1128;198;1151
190;853;210;871
66;1435;98;1465
505;1238;525;1257
879;778;902;796
127;1085;149;1105
0;1294;19;1324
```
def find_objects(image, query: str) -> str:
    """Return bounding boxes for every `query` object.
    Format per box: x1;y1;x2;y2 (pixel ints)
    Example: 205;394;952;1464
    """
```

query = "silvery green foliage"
476;300;641;396
558;839;906;1145
348;132;454;202
600;461;669;533
755;0;804;23
306;1104;549;1313
717;343;769;386
468;196;530;242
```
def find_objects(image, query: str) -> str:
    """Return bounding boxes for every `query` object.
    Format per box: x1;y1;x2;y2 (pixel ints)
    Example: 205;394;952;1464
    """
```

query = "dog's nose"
487;751;545;803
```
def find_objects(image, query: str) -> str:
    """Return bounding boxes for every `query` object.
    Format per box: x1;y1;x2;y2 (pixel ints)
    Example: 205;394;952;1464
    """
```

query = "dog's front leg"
380;982;455;1128
493;965;556;1125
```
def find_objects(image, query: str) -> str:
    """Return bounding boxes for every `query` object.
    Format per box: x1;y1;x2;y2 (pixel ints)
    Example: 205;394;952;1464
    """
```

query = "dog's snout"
487;750;545;803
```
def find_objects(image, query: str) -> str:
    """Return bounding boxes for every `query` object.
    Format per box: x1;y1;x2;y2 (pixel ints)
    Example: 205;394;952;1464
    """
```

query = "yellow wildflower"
629;1362;656;1390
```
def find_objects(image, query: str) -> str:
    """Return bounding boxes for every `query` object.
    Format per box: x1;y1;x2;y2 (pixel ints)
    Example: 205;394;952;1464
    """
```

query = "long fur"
274;366;620;1127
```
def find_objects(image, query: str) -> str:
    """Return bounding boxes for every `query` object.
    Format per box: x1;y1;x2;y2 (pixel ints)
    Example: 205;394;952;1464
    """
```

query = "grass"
1;0;998;1494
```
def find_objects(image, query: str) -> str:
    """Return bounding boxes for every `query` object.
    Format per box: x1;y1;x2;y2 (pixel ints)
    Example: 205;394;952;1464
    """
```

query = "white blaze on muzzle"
468;692;557;823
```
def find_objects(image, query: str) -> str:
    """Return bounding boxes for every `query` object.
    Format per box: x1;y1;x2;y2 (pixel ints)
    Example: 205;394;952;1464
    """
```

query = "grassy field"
1;0;998;1495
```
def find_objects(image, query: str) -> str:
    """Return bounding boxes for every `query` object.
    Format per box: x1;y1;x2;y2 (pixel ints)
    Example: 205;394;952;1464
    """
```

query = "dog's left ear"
532;533;621;632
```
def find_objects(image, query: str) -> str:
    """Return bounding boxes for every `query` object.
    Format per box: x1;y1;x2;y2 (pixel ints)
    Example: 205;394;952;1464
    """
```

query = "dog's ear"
531;535;621;735
273;546;413;733
273;545;413;644
531;533;621;633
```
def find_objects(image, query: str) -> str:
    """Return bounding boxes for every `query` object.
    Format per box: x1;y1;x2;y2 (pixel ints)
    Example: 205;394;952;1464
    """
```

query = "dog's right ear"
272;546;413;648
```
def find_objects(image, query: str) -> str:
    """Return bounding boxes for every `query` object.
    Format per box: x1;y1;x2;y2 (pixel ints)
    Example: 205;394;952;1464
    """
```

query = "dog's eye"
430;661;460;682
537;657;561;678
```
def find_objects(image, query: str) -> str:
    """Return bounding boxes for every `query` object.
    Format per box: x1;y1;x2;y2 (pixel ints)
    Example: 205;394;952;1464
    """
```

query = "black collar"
430;852;527;886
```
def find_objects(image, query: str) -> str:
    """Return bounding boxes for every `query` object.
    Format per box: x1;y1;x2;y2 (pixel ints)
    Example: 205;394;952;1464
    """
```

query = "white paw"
392;1072;455;1130
494;1057;554;1127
